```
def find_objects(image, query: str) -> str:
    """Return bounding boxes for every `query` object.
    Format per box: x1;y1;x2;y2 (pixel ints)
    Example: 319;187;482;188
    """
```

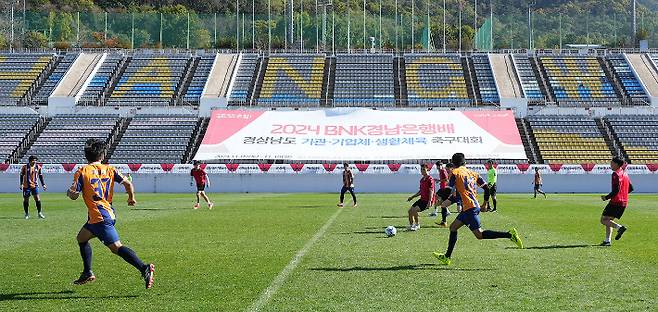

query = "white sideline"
247;208;343;312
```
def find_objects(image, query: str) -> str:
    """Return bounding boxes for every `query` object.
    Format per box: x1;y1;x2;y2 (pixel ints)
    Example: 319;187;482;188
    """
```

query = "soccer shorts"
534;184;542;191
83;220;120;246
602;203;626;219
456;208;482;231
196;184;206;192
413;199;430;211
22;187;39;198
436;187;453;202
484;183;497;201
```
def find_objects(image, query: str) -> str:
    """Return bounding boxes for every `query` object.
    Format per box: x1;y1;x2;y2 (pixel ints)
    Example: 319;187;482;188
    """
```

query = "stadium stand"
107;54;190;106
539;56;618;106
182;55;216;105
606;115;658;164
110;115;199;164
334;54;395;106
527;115;612;164
0;115;41;163
79;53;124;106
0;53;54;106
228;53;259;105
404;54;470;107
257;54;325;107
607;54;649;105
512;54;545;102
32;53;80;105
471;54;500;105
21;115;120;164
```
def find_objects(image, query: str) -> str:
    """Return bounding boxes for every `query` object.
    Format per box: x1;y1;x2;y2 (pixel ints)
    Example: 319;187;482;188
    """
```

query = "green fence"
0;7;655;51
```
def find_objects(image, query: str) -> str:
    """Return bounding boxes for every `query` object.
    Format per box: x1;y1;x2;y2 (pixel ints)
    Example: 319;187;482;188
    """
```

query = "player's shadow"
0;216;25;220
310;264;493;272
366;216;406;219
130;207;180;211
0;290;139;301
292;205;325;209
511;244;595;250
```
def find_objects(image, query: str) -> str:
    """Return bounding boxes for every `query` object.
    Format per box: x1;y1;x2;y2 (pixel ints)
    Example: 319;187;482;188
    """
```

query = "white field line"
247;208;343;312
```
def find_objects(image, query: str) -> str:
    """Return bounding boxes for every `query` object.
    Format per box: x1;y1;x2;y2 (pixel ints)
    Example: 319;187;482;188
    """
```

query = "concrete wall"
2;173;656;194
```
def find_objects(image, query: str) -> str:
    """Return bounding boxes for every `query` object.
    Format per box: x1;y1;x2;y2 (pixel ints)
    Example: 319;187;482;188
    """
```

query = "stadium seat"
606;115;658;164
0;53;54;105
182;55;216;105
0;114;41;163
405;54;471;107
228;53;259;105
257;54;325;107
333;54;395;107
79;53;124;106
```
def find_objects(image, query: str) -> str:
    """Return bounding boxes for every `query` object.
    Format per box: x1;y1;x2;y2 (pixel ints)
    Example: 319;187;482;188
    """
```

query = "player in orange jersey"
67;138;154;289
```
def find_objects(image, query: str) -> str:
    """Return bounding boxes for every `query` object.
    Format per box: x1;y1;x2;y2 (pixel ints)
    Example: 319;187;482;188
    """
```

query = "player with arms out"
338;163;357;207
191;160;214;210
433;153;524;265
599;156;633;246
533;168;547;198
406;164;435;231
20;155;47;219
67;138;154;288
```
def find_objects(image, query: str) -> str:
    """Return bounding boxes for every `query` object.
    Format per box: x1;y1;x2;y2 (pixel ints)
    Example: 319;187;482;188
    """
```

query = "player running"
338;163;357;207
599;156;633;247
191;160;214;210
406;164;435;231
483;160;498;212
533;168;547;198
430;161;449;217
433;153;523;265
67;138;154;289
20;155;47;219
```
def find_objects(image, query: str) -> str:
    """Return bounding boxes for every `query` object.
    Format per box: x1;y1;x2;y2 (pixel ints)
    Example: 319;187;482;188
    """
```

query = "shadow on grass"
510;244;596;250
0;290;139;301
290;205;325;209
310;264;494;272
0;216;26;220
129;207;181;211
366;216;407;219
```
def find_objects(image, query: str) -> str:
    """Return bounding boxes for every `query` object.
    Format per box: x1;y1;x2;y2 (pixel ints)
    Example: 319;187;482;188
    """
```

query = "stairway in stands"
530;56;555;104
20;56;59;106
185;117;210;163
103;56;131;105
461;57;478;105
516;118;539;164
250;56;269;105
321;56;336;107
10;117;50;164
175;56;199;105
595;118;624;159
598;57;629;105
105;117;131;161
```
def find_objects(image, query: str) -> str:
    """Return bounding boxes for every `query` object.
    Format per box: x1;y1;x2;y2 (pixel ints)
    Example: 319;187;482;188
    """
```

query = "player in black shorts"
599;157;633;246
406;164;435;231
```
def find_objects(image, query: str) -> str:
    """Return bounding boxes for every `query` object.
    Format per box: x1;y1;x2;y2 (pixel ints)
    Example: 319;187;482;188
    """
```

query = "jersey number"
90;178;111;201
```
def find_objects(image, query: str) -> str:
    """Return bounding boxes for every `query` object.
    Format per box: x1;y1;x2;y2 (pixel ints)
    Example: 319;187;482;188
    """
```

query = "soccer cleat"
408;225;418;231
432;252;452;265
193;203;200;210
436;221;448;227
509;228;524;249
24;214;29;220
142;263;155;289
337;203;344;207
353;203;358;208
599;241;611;247
615;226;627;241
73;271;96;285
38;212;45;219
208;202;214;210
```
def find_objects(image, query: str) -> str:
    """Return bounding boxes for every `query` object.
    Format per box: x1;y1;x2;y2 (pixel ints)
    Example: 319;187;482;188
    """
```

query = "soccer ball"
385;226;397;237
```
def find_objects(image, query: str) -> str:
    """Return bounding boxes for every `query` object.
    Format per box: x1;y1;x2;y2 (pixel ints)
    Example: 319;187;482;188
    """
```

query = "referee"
484;160;497;212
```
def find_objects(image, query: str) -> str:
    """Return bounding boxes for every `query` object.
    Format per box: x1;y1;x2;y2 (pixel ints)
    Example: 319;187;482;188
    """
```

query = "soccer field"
1;193;657;311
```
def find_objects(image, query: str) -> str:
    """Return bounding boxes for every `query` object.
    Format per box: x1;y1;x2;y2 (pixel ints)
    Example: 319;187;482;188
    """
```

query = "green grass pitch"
1;193;657;311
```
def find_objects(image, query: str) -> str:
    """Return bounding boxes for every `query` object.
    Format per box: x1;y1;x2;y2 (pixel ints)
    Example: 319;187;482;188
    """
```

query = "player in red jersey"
430;161;449;217
599;156;634;246
190;160;214;209
406;164;435;231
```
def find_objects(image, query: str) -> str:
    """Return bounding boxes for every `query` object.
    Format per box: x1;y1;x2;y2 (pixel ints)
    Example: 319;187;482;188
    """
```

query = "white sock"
614;224;622;230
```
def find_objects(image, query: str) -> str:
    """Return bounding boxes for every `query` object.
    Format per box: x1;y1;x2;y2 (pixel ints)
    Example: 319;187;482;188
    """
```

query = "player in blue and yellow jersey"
433;153;524;265
20;155;47;219
67;138;154;289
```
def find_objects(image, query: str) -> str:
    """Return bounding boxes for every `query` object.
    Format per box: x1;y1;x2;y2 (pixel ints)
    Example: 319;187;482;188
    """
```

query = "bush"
24;31;49;49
